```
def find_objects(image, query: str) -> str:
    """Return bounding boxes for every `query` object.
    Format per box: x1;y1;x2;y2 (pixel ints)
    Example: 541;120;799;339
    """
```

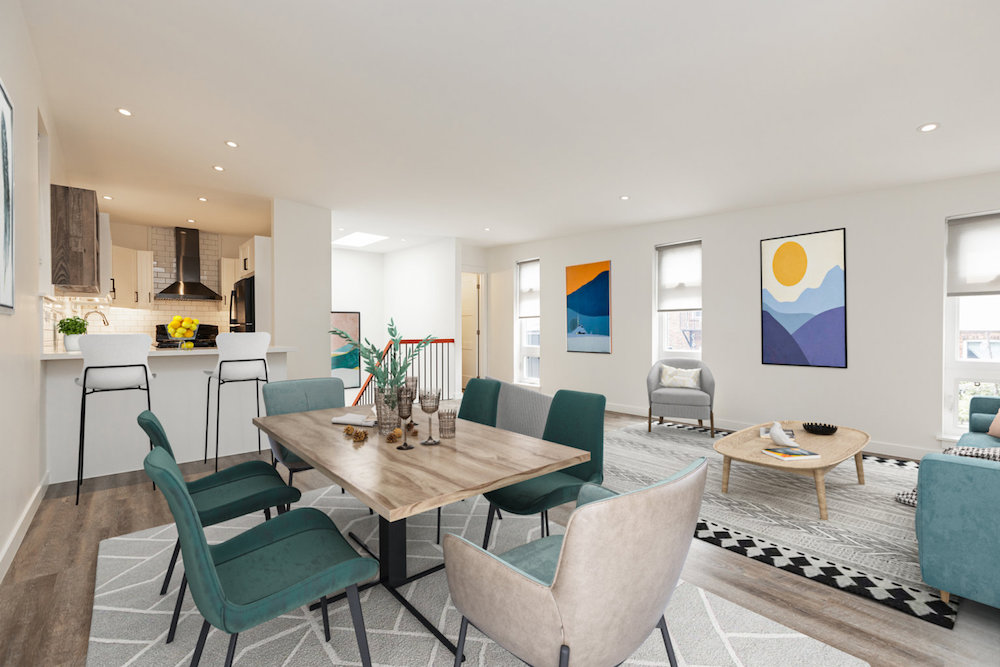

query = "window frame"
654;241;703;361
515;258;541;385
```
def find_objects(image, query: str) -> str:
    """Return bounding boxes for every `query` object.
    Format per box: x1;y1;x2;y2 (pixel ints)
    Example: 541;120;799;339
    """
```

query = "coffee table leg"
854;452;865;485
721;456;731;493
814;470;828;520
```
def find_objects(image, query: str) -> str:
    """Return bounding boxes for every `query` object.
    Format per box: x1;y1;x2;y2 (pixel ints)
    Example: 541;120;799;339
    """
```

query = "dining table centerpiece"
330;318;434;435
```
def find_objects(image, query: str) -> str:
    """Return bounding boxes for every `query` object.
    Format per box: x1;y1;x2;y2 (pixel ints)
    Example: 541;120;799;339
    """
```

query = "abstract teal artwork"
331;311;361;387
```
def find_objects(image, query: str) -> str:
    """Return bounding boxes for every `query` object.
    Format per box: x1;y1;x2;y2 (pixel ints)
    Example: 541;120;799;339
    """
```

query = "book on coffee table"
762;446;820;461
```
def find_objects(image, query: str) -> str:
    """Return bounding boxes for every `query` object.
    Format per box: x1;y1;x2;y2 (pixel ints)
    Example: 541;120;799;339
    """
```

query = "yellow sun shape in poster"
772;241;807;286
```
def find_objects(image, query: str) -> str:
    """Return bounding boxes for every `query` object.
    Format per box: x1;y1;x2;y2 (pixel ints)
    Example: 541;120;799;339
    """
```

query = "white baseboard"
0;471;49;586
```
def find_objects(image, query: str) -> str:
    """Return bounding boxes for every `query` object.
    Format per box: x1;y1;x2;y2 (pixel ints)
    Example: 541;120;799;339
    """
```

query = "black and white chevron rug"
606;422;954;628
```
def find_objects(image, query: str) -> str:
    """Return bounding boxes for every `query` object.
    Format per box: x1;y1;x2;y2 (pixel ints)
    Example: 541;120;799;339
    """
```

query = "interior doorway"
461;272;485;390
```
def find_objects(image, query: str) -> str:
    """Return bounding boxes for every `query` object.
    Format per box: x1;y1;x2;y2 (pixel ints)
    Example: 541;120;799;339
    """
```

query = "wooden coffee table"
713;421;870;520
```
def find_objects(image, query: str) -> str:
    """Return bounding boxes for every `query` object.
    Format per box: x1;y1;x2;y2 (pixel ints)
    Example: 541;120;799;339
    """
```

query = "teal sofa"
917;396;1000;607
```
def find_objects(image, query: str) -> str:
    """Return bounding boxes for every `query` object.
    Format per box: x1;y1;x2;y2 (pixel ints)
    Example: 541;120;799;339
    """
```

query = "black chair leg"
204;374;212;464
264;507;271;521
658;616;678;667
160;539;180;595
255;379;262;453
559;644;570;667
497;509;503;520
167;574;187;644
276;504;286;515
320;595;331;641
190;619;210;666
346;584;372;667
77;389;87;505
214;379;222;473
288;468;294;487
482;503;497;549
454;616;469;667
224;632;239;667
437;507;442;544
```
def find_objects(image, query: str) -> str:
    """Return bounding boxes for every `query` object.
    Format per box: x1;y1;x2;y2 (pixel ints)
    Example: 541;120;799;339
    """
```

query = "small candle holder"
439;409;457;438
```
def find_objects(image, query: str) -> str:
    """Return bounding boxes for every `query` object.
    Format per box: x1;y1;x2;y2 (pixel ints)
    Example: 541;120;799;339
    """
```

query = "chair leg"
160;539;181;595
320;595;331;641
540;511;548;538
454;616;469;667
264;508;271;521
346;584;372;667
559;644;570;667
167;574;187;644
482;503;497;549
77;389;87;505
276;504;287;515
146;386;155;491
710;411;715;437
224;632;239;667
941;590;951;604
437;507;442;544
544;510;550;537
255;379;262;454
288;468;294;487
648;406;652;432
658;616;678;667
204;374;212;464
497;509;502;520
214;379;222;473
190;619;210;667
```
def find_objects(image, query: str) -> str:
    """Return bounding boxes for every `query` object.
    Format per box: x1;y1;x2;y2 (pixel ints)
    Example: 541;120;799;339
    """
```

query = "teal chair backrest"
262;378;346;462
144;447;227;629
458;378;501;426
542;389;605;484
137;410;174;459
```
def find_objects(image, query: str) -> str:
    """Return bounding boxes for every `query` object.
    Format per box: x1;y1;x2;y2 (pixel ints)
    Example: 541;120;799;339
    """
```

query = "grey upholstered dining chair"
444;458;708;667
646;358;716;435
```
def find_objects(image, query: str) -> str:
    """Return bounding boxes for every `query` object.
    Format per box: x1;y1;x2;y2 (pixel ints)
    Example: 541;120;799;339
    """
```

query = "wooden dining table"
253;404;590;653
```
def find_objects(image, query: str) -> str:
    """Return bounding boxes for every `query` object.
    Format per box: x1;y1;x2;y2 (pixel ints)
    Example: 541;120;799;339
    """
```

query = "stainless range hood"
156;227;223;301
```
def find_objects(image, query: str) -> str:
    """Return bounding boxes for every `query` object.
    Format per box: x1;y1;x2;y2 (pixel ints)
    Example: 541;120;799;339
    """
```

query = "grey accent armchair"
444;458;708;667
646;358;716;435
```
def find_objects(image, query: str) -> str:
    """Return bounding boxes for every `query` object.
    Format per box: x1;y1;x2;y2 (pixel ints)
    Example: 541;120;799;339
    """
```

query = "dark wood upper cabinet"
51;184;100;294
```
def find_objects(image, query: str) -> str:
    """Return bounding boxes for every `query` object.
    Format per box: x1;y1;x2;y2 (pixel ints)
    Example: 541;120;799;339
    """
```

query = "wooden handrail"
352;338;456;406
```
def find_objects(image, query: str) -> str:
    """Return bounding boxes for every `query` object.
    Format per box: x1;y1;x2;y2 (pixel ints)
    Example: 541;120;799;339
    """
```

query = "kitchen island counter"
41;345;294;360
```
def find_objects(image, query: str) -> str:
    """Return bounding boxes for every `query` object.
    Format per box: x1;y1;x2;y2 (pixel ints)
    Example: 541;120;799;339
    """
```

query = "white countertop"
40;346;294;361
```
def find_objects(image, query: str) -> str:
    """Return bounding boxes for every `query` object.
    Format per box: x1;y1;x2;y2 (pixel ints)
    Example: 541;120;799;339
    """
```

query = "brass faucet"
83;310;109;326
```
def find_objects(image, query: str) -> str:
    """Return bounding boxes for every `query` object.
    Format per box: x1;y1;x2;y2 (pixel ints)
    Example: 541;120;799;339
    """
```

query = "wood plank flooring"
0;413;996;666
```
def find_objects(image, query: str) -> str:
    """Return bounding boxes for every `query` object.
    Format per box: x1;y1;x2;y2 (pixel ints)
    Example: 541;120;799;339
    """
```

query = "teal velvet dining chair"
137;410;301;628
482;389;605;548
447;458;708;667
458;378;501;427
261;377;345;485
144;446;378;667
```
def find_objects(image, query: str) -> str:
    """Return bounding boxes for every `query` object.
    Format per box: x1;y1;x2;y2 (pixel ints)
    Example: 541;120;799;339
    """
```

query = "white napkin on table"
331;413;376;427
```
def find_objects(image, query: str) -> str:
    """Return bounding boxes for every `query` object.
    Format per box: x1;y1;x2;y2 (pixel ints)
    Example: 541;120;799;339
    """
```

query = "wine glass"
419;389;441;445
405;376;419;427
396;388;414;450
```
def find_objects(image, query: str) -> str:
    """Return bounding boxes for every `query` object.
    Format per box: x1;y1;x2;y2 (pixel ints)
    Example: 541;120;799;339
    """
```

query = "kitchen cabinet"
51;184;101;294
136;250;154;305
219;257;238;312
110;246;154;307
238;239;256;277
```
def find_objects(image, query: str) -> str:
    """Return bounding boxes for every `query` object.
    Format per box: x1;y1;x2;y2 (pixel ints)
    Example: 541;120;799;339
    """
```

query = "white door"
461;273;483;389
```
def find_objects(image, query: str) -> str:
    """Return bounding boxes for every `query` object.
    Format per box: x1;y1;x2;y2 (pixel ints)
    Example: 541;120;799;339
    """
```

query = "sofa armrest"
917;453;1000;607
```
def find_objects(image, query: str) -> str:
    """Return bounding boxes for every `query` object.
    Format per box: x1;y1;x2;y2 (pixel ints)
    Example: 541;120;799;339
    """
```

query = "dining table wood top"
253;406;591;522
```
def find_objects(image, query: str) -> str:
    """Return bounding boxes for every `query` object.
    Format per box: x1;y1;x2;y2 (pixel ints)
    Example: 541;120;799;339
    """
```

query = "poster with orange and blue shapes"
761;229;846;368
566;260;611;353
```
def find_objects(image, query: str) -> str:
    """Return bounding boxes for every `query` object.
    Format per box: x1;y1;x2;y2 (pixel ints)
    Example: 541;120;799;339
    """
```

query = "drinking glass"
419;389;441;445
439;409;457;438
396;388;414;450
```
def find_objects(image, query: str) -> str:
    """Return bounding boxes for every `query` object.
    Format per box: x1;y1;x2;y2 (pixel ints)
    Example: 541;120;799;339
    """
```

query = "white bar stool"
76;334;154;505
204;332;271;471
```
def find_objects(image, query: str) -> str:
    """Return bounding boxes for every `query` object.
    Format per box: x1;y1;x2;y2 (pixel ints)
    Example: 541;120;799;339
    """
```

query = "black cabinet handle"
135;291;139;303
243;258;248;271
110;278;116;299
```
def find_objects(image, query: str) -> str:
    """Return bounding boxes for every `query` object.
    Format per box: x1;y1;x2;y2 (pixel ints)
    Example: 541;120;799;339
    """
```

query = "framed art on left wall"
0;76;13;314
331;311;362;388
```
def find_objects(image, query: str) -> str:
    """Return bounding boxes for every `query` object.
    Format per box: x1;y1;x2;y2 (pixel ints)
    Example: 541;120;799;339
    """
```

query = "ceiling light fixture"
918;122;939;133
225;140;239;148
198;197;207;202
620;195;630;201
484;227;491;232
337;227;345;231
103;195;113;200
213;165;224;172
332;232;389;247
117;108;132;116
187;219;195;223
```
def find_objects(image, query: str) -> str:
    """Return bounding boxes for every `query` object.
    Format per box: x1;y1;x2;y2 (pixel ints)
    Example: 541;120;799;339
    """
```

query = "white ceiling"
21;1;1000;250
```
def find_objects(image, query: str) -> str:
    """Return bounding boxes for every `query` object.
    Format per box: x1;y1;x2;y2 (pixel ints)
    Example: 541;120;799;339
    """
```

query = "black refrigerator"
230;276;255;332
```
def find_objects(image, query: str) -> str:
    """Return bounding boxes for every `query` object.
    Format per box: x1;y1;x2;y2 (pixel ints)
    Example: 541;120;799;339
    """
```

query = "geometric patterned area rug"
607;423;955;629
87;486;866;666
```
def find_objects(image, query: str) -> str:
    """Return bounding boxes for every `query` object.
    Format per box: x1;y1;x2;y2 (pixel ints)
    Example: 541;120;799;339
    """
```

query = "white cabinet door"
111;246;137;308
136;250;154;306
238;240;255;277
219;257;238;312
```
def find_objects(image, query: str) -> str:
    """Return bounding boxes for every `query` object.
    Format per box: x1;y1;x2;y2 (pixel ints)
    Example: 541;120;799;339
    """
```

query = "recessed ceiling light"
484;227;491;232
117;108;132;116
103;195;113;200
187;219;195;223
332;232;389;247
337;227;345;232
401;238;408;242
213;165;224;172
620;195;630;201
918;122;939;133
198;197;207;202
225;140;239;148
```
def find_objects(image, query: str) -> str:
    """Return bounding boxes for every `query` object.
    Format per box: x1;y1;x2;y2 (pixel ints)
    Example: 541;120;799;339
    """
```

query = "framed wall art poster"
331;311;362;388
566;260;611;353
0;76;13;314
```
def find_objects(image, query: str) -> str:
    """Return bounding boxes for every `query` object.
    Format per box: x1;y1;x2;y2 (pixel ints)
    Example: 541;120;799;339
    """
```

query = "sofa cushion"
956;431;1000;449
650;387;711;407
990;411;1000;438
970;412;996;433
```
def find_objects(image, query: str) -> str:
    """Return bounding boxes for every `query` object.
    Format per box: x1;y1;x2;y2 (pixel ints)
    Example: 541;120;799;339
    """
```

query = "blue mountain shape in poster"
792;307;846;367
762;311;809;365
762;305;815;334
762;266;844;316
567;271;610;317
567;308;610;336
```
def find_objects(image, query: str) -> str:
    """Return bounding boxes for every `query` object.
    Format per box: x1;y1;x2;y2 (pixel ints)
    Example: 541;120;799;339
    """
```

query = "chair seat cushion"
485;471;585;516
210;508;378;633
496;535;564;586
650;387;711;407
956;431;1000;449
188;460;302;526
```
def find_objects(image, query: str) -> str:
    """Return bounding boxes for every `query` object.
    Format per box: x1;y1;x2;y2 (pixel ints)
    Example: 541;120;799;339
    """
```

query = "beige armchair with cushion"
444;458;708;667
647;358;715;435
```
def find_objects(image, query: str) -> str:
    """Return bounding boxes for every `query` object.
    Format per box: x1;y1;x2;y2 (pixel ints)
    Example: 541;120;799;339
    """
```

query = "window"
516;259;541;384
656;241;702;359
943;213;1000;430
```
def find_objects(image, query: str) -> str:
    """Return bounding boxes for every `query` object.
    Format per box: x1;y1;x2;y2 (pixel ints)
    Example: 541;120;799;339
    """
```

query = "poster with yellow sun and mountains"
761;228;846;368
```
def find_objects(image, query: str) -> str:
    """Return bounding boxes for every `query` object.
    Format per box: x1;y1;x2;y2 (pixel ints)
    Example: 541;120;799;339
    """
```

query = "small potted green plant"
57;316;88;351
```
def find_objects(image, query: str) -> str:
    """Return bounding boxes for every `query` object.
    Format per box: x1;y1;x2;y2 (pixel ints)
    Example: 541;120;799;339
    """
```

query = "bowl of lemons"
167;315;200;349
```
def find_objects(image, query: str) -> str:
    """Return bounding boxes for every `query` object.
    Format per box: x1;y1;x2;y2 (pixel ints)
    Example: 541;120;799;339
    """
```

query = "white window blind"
517;259;540;317
948;213;1000;296
657;241;702;311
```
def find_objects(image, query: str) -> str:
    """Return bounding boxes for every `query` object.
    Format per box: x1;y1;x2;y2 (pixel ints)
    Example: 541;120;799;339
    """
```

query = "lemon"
184;330;194;338
192;318;199;325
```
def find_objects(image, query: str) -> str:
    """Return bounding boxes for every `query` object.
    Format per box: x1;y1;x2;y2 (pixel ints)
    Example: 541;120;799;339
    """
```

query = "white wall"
331;248;385;346
0;0;64;583
486;170;1000;459
272;199;331;379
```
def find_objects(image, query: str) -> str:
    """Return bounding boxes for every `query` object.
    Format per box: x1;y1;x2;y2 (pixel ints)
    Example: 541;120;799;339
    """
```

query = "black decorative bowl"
803;422;838;436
